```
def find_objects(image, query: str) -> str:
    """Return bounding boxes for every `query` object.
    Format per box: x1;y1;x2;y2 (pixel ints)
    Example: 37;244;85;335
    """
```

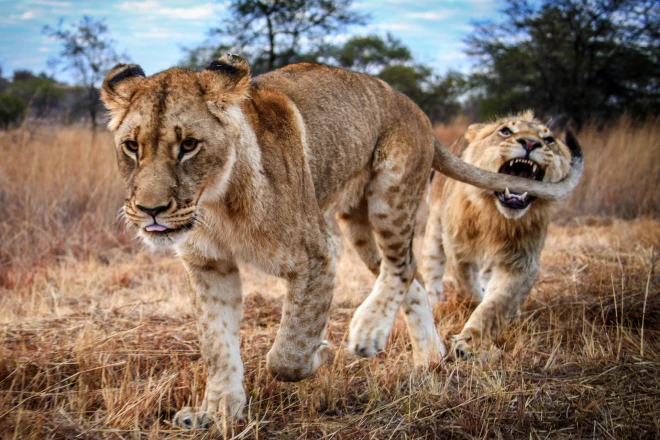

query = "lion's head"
100;55;251;249
459;111;577;219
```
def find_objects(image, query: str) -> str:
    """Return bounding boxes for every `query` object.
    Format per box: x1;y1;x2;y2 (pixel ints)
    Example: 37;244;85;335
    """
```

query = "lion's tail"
432;128;583;200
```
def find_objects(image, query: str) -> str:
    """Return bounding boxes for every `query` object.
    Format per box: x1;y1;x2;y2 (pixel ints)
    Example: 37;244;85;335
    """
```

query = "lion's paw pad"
173;407;214;430
451;336;475;361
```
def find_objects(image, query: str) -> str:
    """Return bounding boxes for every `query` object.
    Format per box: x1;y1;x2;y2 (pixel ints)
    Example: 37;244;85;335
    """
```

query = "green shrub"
0;94;26;129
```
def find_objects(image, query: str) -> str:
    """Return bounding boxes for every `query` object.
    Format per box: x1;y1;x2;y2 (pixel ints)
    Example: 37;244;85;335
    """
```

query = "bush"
0;94;26;129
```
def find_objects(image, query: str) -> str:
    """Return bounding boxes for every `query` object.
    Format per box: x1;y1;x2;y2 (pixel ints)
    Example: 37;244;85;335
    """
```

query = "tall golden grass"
562;117;660;218
0;120;659;438
0;128;131;273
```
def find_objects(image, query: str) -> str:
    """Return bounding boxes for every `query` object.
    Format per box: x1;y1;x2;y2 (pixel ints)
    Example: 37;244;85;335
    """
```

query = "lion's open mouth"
495;158;544;210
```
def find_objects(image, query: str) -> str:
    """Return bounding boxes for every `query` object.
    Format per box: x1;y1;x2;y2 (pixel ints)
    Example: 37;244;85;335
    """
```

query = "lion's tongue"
146;224;167;232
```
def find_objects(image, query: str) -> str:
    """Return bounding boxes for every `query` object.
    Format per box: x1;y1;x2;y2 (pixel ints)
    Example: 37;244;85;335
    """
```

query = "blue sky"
0;0;501;83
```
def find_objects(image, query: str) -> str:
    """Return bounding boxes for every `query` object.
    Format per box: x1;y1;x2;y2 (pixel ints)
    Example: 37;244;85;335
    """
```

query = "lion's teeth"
532;164;538;173
522;192;528;200
505;187;510;197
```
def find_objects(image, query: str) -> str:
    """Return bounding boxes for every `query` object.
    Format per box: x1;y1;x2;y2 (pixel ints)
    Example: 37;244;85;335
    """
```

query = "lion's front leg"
174;257;245;428
266;234;335;382
452;264;538;360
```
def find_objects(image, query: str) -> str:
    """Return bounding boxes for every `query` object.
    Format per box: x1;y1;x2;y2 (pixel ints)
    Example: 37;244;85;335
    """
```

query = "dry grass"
558;117;660;218
1;123;659;439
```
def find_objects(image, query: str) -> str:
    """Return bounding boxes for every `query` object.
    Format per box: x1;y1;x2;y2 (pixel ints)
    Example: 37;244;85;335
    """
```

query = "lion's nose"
517;137;542;152
137;202;171;218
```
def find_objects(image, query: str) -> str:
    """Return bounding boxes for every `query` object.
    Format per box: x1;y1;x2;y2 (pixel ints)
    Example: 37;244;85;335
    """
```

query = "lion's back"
251;63;431;210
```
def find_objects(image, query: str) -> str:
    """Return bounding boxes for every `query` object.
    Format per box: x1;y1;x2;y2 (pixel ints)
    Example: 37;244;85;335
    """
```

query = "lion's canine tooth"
532;164;538;173
505;187;510;197
522;192;528;200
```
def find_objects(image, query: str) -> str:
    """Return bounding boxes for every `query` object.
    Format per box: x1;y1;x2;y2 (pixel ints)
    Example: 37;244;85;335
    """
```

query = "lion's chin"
495;200;531;220
137;228;190;251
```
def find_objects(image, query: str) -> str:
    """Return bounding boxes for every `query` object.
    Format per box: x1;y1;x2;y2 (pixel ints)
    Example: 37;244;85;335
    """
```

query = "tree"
327;34;467;123
330;33;412;74
0;66;9;94
7;70;66;119
205;0;368;73
466;0;660;125
43;16;125;128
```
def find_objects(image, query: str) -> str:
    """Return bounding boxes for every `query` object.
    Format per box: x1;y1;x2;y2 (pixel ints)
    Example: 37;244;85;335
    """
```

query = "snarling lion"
100;56;582;427
421;111;583;360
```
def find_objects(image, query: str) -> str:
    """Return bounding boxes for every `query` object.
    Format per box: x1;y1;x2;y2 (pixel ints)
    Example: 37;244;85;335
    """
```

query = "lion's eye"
543;136;556;145
123;141;138;154
181;139;198;151
178;138;200;160
499;127;513;136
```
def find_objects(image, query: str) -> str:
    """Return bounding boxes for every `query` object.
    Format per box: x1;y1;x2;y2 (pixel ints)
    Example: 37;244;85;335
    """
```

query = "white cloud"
20;11;35;19
118;0;160;13
118;1;221;20
437;50;467;62
161;4;219;19
134;31;189;40
38;46;50;52
408;11;454;20
371;23;416;31
26;0;72;6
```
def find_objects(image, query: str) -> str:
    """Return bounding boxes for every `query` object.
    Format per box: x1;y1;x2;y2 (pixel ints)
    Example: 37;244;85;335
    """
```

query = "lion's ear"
199;54;251;116
465;123;485;142
546;114;570;133
563;126;583;161
101;64;146;129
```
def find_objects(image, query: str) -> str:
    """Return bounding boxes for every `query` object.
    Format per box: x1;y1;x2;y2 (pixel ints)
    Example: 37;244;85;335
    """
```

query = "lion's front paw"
450;335;475;361
173;407;214;430
348;304;396;358
267;340;332;382
172;387;246;430
411;330;447;367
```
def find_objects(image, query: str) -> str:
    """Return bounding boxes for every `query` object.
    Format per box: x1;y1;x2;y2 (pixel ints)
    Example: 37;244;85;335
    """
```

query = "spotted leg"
173;255;245;428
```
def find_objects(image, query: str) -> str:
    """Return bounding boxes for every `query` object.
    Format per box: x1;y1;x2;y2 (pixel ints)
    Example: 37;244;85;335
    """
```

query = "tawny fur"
421;111;581;359
100;56;582;428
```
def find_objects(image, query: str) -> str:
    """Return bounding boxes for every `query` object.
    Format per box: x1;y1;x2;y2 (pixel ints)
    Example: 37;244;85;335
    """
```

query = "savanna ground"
0;118;659;439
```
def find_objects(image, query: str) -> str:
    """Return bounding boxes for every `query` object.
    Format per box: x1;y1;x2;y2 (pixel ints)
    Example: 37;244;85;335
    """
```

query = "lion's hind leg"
336;197;381;276
420;199;447;306
401;279;447;364
339;195;445;365
347;129;443;364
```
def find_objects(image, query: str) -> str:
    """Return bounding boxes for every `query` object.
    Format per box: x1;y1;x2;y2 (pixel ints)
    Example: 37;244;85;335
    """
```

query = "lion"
100;55;582;428
420;111;583;360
